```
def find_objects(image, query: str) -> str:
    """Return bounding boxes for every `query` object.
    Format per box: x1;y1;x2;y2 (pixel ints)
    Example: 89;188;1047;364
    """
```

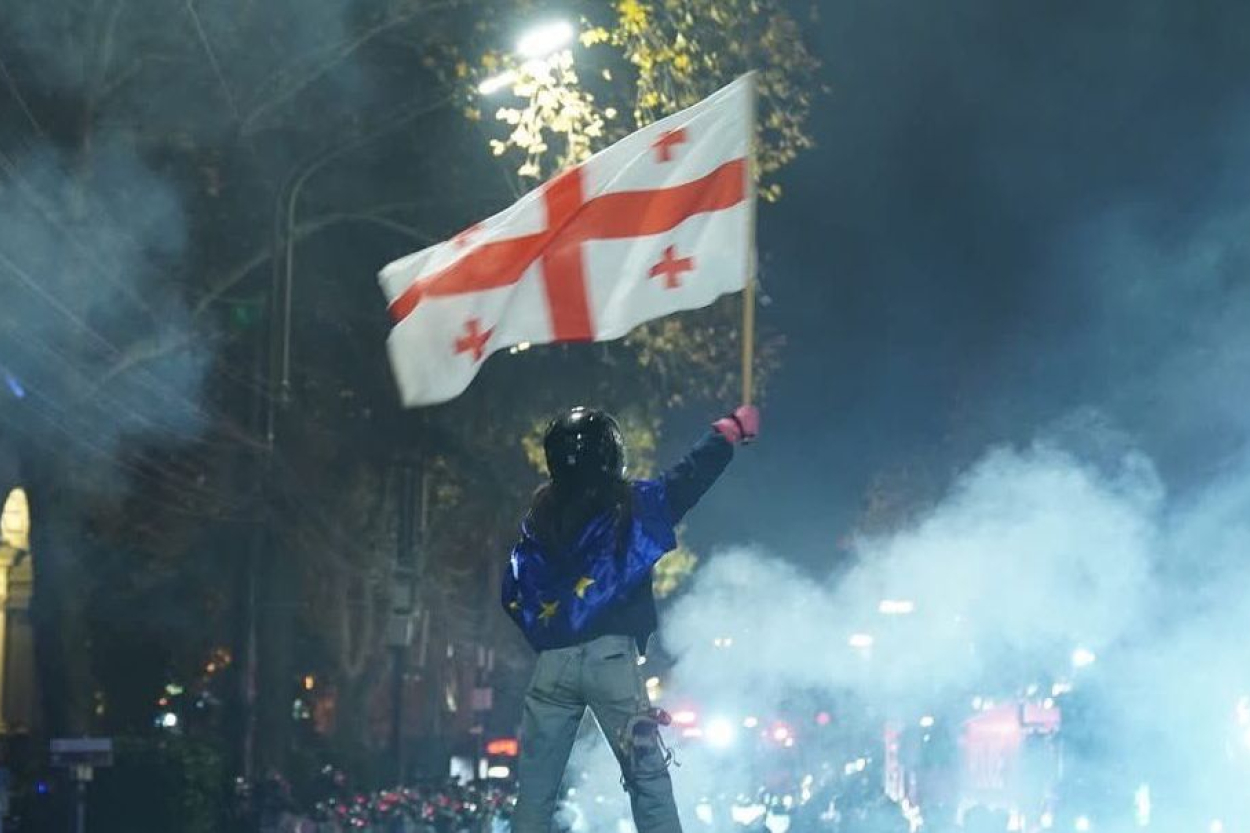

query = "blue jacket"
502;431;733;652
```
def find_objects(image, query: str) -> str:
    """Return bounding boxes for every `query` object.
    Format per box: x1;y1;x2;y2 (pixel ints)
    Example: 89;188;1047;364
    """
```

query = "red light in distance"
486;738;519;757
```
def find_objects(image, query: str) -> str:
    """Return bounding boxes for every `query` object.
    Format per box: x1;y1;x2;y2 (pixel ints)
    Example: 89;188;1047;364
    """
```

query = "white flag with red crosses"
378;74;755;406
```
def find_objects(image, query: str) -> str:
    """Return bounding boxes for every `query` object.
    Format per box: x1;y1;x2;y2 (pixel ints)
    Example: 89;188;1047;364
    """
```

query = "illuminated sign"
486;738;519;757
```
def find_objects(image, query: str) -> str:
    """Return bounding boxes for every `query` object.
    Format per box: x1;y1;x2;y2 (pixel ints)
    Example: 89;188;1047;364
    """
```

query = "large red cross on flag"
379;74;755;406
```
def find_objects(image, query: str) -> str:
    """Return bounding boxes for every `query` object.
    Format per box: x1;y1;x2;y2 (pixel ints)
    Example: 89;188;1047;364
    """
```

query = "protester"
503;405;759;833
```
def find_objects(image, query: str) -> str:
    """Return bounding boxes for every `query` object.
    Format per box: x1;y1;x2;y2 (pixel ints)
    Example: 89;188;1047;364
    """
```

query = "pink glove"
713;405;760;444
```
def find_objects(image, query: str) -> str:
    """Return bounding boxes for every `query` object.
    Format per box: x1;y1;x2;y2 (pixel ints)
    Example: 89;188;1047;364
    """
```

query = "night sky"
681;0;1250;567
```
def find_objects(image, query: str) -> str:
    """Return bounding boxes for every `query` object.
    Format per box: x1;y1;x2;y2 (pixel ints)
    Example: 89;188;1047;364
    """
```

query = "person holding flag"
503;403;757;831
378;74;762;831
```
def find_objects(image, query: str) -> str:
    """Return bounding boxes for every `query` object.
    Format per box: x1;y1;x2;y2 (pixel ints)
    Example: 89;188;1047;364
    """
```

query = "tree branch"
240;3;457;135
194;211;435;319
184;0;242;121
93;212;436;385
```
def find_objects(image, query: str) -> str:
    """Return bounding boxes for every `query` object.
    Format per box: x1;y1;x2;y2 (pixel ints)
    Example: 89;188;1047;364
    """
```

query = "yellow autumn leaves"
470;0;818;194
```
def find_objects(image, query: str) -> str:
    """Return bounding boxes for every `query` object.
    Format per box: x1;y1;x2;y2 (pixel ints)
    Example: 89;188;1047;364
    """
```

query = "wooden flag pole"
742;260;756;407
741;72;759;407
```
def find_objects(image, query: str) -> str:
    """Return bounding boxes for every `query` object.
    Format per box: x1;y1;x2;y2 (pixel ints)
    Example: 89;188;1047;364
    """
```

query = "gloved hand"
713;405;760;444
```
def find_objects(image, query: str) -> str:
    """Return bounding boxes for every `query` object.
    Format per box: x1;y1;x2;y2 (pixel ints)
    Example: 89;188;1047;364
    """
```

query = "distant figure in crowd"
503;404;759;833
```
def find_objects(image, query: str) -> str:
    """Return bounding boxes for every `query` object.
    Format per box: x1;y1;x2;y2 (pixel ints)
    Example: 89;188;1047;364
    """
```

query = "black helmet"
543;407;626;487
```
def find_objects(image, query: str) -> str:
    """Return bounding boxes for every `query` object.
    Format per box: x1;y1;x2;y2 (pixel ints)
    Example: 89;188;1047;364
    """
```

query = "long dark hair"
527;477;633;567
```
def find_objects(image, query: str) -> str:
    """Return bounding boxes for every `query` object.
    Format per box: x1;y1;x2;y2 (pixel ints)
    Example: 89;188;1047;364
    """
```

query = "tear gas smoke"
0;137;209;475
559;84;1250;828
560;433;1250;831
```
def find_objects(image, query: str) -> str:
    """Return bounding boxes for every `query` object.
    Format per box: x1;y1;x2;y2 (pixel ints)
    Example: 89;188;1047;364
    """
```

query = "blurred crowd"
242;759;1043;833
240;769;513;833
244;765;942;833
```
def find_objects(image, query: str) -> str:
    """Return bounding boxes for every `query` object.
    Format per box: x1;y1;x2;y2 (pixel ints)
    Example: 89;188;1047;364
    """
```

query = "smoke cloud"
0;136;209;472
552;86;1250;832
558;427;1250;831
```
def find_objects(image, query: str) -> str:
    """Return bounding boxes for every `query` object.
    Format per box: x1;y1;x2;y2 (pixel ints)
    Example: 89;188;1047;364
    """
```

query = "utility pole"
245;95;448;785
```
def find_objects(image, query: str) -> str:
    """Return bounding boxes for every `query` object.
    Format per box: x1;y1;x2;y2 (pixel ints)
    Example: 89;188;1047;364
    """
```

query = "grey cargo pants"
512;634;682;833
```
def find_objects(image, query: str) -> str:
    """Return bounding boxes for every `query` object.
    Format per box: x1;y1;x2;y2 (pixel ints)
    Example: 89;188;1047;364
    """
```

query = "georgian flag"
379;74;755;406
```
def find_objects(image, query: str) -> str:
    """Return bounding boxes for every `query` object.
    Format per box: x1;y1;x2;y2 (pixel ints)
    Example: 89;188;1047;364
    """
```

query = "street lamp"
515;20;574;59
478;19;575;96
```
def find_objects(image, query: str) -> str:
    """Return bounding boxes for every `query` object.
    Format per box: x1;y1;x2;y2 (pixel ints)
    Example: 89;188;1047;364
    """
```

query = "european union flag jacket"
502;431;733;652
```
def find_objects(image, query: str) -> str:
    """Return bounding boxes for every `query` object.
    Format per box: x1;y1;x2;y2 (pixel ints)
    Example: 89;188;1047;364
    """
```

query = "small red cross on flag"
652;128;687;163
454;318;492;361
379;74;756;406
649;245;696;289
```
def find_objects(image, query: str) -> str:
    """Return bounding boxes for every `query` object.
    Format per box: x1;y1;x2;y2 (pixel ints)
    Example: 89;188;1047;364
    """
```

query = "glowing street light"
848;633;874;650
1072;647;1097;668
479;19;575;96
878;599;915;615
705;717;736;749
516;20;575;59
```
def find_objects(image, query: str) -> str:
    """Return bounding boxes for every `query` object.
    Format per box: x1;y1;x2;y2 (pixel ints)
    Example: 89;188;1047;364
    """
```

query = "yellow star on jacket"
501;478;680;650
538;600;560;625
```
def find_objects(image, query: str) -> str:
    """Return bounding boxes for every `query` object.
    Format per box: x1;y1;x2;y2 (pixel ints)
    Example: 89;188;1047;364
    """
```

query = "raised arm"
660;406;759;524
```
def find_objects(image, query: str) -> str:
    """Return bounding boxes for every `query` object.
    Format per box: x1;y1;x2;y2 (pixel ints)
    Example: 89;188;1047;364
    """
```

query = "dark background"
687;0;1250;565
3;0;1250;819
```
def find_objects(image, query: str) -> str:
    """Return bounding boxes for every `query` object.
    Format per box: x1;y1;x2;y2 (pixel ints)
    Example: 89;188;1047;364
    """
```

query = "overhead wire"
0;288;256;506
0;249;262;460
0;352;246;508
0;394;239;517
0;14;472;533
0;150;270;452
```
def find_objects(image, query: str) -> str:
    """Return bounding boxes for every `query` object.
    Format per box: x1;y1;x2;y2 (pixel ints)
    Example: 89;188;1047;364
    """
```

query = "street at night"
2;1;1250;831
